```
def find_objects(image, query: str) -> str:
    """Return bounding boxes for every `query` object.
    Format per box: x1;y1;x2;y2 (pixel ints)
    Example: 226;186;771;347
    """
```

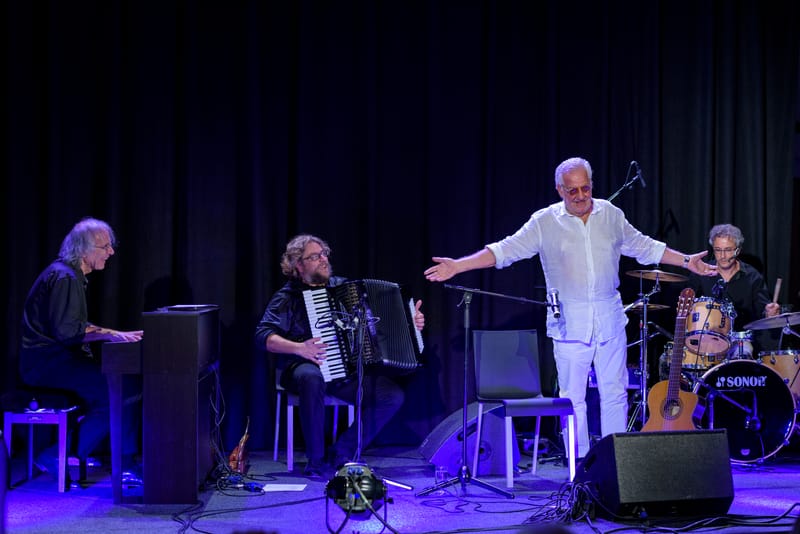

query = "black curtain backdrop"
3;1;799;452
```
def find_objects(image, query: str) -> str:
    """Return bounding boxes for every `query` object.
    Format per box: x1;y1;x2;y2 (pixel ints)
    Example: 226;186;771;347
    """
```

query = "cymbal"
624;302;671;313
743;311;800;331
625;269;688;283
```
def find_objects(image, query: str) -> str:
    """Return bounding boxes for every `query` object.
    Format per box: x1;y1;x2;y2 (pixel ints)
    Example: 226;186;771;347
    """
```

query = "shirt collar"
555;198;600;218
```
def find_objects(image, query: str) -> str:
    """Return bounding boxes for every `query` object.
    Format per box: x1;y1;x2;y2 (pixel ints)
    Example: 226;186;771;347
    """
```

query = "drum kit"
624;268;800;464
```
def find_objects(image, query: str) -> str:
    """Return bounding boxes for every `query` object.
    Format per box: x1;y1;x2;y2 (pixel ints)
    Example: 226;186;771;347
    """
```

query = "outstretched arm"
424;248;497;282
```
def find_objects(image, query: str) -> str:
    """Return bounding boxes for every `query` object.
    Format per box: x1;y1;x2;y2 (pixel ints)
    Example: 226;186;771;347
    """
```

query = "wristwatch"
683;255;690;268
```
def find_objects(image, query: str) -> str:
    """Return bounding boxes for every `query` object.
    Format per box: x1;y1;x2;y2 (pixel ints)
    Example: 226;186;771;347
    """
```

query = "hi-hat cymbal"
625;269;688;283
624;302;671;314
743;311;800;331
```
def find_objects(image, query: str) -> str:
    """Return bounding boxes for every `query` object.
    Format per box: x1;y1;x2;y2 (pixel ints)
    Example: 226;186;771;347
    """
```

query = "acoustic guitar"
641;287;699;432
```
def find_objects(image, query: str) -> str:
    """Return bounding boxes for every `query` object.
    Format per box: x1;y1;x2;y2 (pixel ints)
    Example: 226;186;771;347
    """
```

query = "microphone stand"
607;162;643;203
416;284;550;498
346;292;413;492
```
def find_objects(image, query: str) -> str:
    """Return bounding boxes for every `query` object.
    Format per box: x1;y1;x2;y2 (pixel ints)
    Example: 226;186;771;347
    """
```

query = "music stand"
416;284;550;498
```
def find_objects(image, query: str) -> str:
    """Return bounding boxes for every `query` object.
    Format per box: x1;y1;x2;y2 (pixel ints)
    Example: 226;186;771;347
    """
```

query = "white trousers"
553;332;629;457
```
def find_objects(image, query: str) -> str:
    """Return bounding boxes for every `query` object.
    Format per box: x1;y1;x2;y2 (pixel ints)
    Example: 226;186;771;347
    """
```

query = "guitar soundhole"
664;399;682;419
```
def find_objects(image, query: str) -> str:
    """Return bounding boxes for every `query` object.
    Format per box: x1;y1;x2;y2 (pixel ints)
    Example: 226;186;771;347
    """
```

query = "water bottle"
432;465;448;496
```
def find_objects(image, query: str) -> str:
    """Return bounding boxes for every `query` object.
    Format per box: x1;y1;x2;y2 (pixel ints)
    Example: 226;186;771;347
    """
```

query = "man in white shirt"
424;156;716;458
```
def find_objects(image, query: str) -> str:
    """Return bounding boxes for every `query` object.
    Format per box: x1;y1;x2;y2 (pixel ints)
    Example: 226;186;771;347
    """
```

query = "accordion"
303;279;424;382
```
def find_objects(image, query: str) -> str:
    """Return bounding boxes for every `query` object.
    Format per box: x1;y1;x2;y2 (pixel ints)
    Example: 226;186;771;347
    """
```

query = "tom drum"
759;350;800;402
685;298;731;357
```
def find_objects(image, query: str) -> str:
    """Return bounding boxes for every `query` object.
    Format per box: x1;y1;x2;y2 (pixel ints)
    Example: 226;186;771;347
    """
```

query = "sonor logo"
714;375;768;388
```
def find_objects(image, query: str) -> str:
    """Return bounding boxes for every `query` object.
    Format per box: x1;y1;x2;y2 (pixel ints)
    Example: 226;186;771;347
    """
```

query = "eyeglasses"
713;247;738;255
561;184;592;197
300;249;330;263
94;243;114;252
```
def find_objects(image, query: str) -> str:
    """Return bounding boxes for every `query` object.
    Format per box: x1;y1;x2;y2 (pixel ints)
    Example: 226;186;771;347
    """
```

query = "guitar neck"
667;319;687;400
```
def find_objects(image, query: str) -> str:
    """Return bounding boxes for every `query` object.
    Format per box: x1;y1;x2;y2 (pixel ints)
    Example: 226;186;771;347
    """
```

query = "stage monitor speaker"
574;430;733;519
418;401;519;477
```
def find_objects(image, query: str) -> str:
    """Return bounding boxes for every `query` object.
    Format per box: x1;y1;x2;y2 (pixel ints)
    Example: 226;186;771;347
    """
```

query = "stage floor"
4;438;800;534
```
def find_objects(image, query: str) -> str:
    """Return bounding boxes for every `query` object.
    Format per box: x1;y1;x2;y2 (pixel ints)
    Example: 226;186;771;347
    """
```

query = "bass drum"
692;360;796;463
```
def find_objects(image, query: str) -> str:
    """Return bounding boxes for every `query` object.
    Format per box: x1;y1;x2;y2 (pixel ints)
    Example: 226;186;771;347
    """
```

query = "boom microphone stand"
607;160;645;203
416;284;551;498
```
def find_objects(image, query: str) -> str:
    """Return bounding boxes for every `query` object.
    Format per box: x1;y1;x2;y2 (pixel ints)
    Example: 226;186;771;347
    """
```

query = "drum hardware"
744;311;800;356
728;330;753;360
692;360;796;463
626;329;661;348
623;269;684;430
743;311;800;331
624;269;688;283
623;302;670;314
692;375;756;430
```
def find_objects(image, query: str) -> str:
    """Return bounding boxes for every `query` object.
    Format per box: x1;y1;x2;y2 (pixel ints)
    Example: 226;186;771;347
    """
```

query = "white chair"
273;381;354;472
471;329;578;488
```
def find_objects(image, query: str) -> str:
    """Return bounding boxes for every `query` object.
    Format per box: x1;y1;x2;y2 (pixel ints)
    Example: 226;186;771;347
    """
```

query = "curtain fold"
3;0;797;450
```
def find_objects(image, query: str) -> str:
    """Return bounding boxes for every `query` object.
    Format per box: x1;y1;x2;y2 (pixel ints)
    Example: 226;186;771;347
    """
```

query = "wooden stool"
3;407;85;492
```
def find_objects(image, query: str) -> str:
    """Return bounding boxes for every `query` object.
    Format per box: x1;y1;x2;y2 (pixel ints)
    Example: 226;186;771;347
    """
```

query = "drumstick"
772;278;782;304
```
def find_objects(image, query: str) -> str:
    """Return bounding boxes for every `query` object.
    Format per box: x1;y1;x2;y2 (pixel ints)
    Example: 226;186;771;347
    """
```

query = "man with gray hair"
19;217;143;486
687;223;780;356
425;156;716;459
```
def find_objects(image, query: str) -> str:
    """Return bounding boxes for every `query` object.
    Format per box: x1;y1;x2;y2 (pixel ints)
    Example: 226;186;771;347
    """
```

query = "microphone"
548;288;561;319
632;160;646;188
647;321;674;341
711;278;726;299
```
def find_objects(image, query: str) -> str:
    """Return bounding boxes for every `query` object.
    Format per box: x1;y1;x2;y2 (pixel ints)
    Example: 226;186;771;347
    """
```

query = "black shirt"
19;260;92;377
687;260;777;352
254;275;348;370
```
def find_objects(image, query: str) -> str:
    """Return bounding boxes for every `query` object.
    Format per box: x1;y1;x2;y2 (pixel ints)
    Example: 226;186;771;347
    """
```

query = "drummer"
687;224;780;357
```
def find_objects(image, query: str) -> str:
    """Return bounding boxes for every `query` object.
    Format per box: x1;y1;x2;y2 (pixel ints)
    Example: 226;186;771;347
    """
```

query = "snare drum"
759;350;800;401
662;339;722;371
682;347;724;370
728;331;753;360
685;298;731;357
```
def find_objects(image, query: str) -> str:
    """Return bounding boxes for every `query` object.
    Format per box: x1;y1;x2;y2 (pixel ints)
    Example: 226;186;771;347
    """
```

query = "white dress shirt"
487;198;666;344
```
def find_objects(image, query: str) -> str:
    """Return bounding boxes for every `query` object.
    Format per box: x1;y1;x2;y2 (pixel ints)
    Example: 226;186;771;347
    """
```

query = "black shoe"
325;447;352;470
302;466;325;478
303;460;328;479
330;455;352;471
